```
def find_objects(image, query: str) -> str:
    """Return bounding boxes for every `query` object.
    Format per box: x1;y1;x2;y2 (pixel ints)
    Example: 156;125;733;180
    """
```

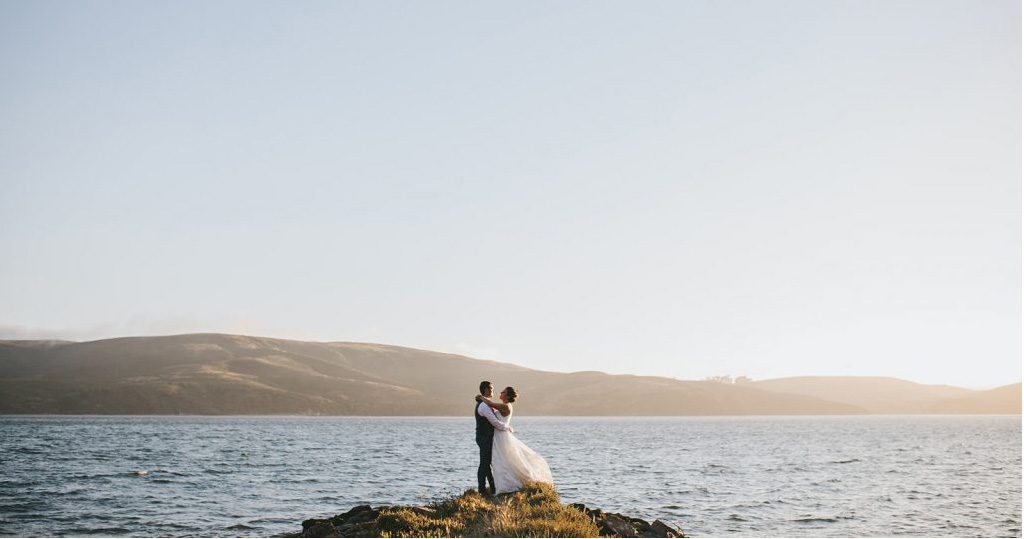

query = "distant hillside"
0;334;1018;415
928;383;1022;414
751;376;986;413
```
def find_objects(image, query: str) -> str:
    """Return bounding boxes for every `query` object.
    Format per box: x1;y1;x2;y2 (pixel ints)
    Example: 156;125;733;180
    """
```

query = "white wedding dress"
490;408;554;494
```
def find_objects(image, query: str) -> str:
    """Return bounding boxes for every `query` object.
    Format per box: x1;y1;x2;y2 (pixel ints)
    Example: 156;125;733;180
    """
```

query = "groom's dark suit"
475;401;496;494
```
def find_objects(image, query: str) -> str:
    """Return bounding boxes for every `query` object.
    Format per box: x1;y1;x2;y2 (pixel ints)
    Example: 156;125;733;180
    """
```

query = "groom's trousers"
476;438;495;493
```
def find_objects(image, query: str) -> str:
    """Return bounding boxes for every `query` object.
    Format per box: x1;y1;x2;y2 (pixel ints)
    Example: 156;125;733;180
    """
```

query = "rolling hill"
0;334;1018;415
751;376;974;413
927;383;1022;414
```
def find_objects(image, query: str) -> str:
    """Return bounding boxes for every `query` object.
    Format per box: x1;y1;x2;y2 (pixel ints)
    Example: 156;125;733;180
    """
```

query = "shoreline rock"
284;484;686;538
568;503;685;538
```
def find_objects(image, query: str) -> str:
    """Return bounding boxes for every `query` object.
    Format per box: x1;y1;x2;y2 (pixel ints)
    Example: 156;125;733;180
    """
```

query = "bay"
0;416;1019;537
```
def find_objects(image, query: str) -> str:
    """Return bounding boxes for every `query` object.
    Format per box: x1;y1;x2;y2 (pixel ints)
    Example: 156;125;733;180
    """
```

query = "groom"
475;380;510;495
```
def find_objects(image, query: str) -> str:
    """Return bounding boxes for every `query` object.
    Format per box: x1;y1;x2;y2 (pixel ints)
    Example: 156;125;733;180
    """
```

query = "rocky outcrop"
291;505;382;538
569;503;687;538
286;496;686;538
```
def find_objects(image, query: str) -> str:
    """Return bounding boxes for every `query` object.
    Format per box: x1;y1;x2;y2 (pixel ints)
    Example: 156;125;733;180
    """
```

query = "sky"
0;0;1020;389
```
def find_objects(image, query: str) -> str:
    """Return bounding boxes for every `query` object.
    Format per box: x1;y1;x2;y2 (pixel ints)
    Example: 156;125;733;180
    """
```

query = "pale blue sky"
1;0;1019;388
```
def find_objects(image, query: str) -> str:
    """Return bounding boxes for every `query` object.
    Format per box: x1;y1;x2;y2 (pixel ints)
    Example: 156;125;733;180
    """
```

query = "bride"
475;386;554;494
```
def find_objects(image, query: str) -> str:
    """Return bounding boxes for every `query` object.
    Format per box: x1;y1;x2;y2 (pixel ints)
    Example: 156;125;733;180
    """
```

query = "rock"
306;521;338;538
338;505;373;519
570;503;588;513
339;522;376;536
349;522;377;536
344;509;379;525
601;514;640;538
649;519;685;538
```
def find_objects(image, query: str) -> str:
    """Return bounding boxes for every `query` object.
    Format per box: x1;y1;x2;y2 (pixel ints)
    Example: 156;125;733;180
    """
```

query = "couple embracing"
474;380;554;495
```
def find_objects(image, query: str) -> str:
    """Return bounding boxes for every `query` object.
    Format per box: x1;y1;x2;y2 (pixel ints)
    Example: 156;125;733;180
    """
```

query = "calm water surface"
0;416;1020;537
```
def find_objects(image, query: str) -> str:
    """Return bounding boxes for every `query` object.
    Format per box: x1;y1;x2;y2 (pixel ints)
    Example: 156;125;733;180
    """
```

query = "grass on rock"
375;482;600;538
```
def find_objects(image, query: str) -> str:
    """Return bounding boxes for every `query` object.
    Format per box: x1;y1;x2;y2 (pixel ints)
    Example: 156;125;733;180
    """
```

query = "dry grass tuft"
487;483;600;537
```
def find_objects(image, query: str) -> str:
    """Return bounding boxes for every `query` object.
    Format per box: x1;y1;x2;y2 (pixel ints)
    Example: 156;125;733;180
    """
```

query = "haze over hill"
0;334;1019;415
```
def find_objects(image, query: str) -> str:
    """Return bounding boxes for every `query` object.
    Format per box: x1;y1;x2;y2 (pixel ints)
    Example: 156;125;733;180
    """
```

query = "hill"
927;383;1022;414
0;334;1017;415
750;376;979;413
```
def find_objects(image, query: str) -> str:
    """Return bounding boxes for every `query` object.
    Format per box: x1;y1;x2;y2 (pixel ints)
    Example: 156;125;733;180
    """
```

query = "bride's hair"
504;386;518;403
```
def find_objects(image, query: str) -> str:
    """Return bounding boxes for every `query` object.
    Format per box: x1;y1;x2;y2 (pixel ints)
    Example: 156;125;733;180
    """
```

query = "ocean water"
0;415;1019;537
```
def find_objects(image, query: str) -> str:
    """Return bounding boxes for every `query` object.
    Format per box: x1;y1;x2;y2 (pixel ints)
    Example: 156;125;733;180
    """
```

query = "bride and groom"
474;380;553;495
